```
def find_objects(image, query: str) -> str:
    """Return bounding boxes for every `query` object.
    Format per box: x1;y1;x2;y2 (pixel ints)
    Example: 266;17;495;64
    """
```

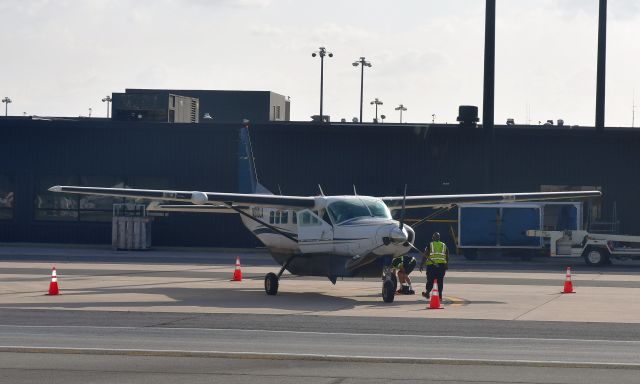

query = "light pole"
370;98;383;123
88;108;92;118
432;114;436;124
395;104;407;123
312;47;333;122
352;57;371;123
102;95;112;118
2;97;12;116
380;114;386;124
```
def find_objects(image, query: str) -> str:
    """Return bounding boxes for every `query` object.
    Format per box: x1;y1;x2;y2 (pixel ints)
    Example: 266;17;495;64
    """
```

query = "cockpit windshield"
327;198;391;224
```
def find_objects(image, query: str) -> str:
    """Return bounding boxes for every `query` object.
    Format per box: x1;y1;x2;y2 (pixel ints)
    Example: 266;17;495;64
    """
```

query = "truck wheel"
463;249;478;260
583;247;609;266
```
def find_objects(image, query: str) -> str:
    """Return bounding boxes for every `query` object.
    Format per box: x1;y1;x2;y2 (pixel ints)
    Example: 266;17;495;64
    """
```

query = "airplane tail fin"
238;122;272;195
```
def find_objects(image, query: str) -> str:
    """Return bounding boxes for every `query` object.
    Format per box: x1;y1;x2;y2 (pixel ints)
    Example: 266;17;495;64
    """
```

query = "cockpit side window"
298;210;322;226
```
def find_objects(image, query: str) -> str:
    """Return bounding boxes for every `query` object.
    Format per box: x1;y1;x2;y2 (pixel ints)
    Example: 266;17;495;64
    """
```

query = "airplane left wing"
381;190;602;210
48;186;316;209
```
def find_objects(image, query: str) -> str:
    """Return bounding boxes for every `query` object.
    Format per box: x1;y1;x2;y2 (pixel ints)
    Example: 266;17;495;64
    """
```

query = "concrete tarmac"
1;260;639;322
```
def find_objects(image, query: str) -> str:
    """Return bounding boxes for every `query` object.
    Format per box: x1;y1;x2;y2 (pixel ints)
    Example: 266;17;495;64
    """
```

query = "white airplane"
49;123;601;302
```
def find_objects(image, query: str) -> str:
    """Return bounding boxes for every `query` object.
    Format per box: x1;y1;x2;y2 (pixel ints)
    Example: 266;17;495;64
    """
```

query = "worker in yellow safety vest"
419;232;449;300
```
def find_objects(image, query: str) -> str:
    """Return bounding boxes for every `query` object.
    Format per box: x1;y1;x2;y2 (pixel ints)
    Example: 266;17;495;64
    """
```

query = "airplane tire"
382;280;395;303
390;273;398;292
265;272;279;295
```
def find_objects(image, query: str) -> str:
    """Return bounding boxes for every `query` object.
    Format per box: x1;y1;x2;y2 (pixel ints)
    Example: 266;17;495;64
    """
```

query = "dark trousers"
426;264;446;299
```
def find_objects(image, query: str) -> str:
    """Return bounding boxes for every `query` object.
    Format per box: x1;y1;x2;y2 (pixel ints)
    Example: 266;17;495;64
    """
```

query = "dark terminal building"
0;89;638;249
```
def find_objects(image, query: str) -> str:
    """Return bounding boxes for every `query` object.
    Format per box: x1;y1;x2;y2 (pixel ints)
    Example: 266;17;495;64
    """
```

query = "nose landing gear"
382;266;397;303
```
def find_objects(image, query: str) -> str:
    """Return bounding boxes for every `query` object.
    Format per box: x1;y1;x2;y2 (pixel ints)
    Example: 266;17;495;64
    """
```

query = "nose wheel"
381;266;396;303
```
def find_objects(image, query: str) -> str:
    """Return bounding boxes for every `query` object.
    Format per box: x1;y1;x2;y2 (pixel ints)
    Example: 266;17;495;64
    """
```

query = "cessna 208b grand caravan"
50;123;601;302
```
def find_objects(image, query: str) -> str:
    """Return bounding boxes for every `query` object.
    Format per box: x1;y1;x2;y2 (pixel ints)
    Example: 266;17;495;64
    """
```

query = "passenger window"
292;211;297;224
269;210;275;224
301;211;311;225
275;210;280;224
281;211;288;224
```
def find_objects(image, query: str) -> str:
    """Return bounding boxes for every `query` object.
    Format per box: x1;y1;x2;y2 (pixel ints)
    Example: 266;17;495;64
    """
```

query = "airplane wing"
146;202;249;214
381;190;602;210
48;186;316;209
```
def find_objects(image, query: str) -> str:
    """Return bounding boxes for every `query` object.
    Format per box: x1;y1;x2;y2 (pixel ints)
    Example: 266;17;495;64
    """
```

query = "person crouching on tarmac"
419;232;449;300
392;254;417;294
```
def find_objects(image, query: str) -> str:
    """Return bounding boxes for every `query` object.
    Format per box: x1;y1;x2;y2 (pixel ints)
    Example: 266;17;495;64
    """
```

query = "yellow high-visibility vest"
427;241;447;265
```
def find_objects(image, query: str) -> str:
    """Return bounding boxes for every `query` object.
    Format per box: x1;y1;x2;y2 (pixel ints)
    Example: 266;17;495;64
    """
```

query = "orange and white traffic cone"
428;279;443;309
232;257;242;282
562;266;575;294
48;266;60;295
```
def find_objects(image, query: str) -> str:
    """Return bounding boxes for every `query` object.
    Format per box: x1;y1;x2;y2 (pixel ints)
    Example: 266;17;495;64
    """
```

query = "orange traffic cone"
428;279;443;309
48;266;59;295
562;266;575;294
232;257;242;282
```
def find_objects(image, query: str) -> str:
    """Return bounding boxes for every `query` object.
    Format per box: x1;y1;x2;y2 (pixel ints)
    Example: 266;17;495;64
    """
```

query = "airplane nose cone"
389;226;408;244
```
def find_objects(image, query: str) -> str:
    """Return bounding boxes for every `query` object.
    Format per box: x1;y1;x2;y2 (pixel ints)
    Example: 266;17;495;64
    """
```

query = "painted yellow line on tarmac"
443;296;468;307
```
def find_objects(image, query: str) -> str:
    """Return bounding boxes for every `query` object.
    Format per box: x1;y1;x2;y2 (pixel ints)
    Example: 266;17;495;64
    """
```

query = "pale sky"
1;0;639;126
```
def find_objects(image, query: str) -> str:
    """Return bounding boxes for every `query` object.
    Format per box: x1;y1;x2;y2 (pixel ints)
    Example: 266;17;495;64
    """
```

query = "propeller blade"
399;184;407;230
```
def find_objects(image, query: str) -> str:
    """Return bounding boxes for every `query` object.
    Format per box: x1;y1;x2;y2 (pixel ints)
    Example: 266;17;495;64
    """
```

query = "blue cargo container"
457;202;581;259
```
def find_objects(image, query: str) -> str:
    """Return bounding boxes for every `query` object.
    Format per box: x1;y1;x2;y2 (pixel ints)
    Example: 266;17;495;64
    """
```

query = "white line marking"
0;325;637;344
1;345;639;368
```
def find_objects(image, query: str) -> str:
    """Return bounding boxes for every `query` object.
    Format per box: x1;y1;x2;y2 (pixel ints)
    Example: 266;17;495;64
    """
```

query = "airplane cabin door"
297;210;333;254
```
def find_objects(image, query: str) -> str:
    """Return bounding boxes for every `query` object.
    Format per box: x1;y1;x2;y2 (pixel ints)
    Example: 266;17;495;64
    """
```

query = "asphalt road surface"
1;310;640;383
1;245;640;383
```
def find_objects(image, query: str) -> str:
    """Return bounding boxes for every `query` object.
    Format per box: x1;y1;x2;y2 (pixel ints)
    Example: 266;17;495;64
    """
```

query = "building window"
169;95;176;108
34;176;79;221
0;175;15;220
79;176;126;222
34;176;169;222
276;106;281;120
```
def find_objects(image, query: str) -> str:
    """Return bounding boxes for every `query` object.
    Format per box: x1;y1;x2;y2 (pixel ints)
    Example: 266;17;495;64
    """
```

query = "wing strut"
223;203;299;243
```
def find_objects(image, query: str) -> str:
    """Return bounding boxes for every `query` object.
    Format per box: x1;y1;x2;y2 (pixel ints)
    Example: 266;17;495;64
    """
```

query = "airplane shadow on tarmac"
4;284;505;311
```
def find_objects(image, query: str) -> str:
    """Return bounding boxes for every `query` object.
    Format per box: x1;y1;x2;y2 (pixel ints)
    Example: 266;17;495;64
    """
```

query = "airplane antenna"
244;120;260;185
633;89;636;128
353;184;357;195
318;184;325;196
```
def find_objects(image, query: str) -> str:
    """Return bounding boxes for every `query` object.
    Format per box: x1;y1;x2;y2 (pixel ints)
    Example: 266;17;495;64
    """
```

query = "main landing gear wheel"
382;279;396;303
265;272;279;295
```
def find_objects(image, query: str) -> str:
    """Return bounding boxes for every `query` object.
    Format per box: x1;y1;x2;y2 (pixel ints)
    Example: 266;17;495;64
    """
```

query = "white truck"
526;229;640;266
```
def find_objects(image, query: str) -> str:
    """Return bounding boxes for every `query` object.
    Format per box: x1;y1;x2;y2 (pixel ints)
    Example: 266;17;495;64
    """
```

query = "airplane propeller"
399;184;407;231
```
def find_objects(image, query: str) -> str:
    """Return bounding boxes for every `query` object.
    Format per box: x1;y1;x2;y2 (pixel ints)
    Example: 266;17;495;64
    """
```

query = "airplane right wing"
381;190;602;210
